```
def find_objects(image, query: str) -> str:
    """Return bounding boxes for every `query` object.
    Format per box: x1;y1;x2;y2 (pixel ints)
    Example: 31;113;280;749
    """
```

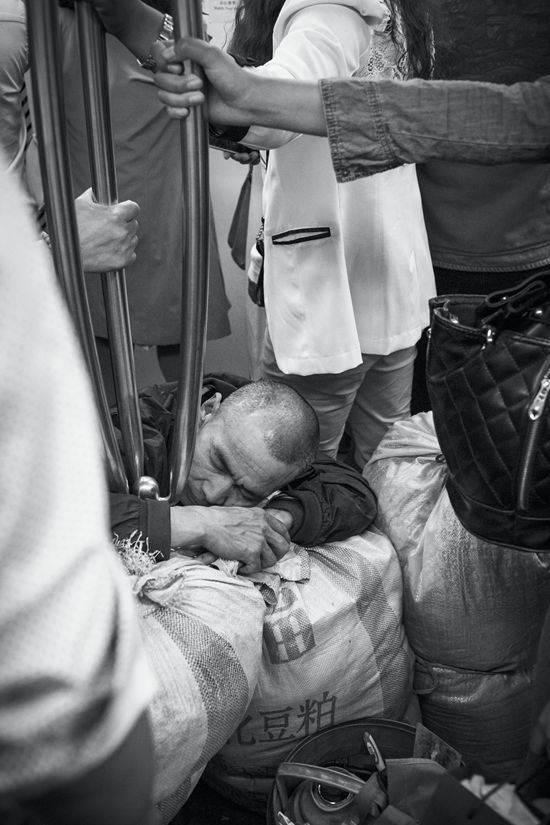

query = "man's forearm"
243;76;327;137
170;505;208;549
86;0;164;63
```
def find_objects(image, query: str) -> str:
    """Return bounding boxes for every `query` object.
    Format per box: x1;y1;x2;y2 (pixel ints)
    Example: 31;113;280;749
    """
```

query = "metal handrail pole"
26;0;128;493
75;3;145;493
169;0;210;503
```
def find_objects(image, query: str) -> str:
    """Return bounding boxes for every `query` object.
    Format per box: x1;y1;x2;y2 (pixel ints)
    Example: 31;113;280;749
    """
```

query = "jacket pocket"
271;226;331;245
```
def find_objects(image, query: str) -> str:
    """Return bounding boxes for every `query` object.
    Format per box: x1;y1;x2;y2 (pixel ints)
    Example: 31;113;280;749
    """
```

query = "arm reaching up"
153;38;328;136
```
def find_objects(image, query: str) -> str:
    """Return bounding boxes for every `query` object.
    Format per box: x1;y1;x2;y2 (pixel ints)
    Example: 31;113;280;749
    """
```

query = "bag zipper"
517;361;550;512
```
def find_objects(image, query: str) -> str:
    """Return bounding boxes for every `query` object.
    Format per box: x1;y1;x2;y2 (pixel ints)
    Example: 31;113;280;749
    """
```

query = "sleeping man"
110;375;378;574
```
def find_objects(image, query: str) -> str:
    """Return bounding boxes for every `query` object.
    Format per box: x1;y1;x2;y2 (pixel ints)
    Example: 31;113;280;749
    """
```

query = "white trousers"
262;331;416;470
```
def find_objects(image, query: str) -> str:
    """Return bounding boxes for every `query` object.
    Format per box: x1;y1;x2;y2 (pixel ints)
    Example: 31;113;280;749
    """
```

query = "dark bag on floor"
426;268;550;553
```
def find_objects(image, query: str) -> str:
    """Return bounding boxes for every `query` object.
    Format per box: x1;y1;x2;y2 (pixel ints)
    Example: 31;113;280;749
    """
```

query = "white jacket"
244;0;436;374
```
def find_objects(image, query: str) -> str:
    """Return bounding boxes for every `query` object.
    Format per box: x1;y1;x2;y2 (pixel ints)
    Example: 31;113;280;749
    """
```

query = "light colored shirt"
242;0;435;372
0;153;155;797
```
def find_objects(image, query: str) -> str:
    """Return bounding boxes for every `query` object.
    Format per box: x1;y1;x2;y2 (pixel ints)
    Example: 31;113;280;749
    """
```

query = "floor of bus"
170;778;264;825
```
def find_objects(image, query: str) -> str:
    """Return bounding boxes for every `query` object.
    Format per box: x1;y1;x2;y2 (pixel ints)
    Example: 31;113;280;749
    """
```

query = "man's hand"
153;38;327;138
75;188;139;273
153;38;255;127
224;150;261;165
170;505;293;575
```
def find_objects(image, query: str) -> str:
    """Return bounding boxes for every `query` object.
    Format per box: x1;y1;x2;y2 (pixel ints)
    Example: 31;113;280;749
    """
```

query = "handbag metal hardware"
481;325;495;348
528;372;550;421
518;360;550;511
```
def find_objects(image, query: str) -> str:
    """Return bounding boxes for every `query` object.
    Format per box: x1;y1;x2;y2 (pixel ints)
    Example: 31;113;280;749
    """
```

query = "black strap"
476;268;550;329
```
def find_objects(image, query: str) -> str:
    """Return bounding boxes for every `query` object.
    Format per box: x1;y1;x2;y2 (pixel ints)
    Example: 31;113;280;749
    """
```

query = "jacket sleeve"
243;3;378;149
110;493;171;561
322;74;550;182
267;459;377;546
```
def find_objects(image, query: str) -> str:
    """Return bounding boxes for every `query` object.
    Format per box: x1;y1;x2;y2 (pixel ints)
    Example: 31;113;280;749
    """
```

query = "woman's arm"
154;37;328;136
154;39;550;174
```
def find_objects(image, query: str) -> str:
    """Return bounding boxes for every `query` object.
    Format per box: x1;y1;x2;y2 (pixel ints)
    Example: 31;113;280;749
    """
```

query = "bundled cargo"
364;414;550;775
130;556;266;824
415;658;536;778
206;532;414;810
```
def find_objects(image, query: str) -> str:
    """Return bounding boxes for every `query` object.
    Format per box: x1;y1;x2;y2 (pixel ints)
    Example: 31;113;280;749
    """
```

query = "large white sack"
363;412;446;558
363;414;550;776
131;557;266;824
416;659;536;778
364;414;550;671
206;531;414;809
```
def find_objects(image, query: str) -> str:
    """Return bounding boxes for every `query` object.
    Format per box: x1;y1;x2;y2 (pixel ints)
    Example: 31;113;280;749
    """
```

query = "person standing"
58;0;231;402
76;0;436;470
411;0;550;412
0;0;141;275
0;148;156;825
226;0;436;469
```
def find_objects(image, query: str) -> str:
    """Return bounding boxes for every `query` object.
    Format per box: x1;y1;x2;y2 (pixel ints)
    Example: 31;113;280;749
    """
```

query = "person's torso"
59;10;185;343
257;0;436;372
417;0;550;272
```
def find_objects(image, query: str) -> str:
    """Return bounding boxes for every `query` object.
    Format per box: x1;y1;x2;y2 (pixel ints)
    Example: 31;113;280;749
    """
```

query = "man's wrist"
138;12;173;72
170;505;207;549
112;1;166;64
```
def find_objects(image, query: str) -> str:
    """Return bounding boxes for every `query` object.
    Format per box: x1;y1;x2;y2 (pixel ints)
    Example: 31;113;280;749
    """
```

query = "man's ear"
199;392;223;426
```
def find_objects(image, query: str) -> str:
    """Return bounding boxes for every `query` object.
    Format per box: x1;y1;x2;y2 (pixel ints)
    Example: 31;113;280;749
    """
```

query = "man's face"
184;406;301;507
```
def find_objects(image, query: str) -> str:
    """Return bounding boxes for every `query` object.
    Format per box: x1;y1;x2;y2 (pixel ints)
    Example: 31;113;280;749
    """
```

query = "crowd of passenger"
1;0;549;823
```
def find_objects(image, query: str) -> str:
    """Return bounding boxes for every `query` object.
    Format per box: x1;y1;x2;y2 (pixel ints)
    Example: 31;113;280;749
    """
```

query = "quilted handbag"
426;269;550;553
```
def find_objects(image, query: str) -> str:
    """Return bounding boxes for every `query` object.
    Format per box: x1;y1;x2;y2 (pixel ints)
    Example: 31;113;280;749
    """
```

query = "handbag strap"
476;268;550;330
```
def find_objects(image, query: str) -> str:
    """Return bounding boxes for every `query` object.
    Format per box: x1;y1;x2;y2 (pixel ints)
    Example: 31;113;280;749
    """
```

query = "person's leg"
261;329;367;459
348;345;416;469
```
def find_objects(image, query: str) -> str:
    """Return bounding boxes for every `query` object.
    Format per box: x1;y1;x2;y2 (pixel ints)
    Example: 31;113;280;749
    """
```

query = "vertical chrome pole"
75;3;144;493
169;0;210;503
26;0;128;493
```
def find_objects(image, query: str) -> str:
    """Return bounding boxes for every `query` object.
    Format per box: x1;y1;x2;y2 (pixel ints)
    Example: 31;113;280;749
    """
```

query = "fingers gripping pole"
169;0;210;503
75;3;145;493
26;0;128;493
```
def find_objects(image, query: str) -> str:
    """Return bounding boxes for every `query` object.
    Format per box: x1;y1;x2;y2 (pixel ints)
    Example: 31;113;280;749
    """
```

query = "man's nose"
204;475;234;505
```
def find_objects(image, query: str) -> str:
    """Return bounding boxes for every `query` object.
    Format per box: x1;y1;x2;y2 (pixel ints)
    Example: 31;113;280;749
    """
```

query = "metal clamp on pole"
169;0;210;503
75;3;145;494
26;0;128;494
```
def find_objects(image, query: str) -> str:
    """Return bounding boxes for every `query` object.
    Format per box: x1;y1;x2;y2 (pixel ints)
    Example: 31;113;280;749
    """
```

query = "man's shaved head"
184;380;319;508
220;380;319;471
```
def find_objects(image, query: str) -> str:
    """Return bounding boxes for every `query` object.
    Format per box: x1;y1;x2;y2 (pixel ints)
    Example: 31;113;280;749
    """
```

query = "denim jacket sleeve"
320;74;550;182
